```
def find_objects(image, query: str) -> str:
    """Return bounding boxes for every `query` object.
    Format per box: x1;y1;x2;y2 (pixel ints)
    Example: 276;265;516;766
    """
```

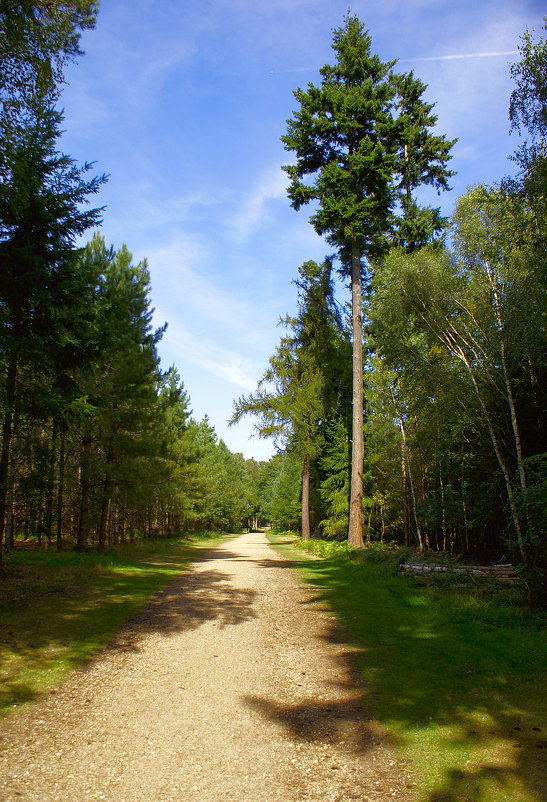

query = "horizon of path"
0;532;411;801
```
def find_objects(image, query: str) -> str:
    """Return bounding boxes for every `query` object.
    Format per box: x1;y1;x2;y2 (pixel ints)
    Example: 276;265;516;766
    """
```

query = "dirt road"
0;532;411;801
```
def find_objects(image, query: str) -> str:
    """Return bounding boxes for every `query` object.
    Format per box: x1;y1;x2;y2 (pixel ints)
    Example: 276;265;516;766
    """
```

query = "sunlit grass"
0;534;231;717
269;534;547;802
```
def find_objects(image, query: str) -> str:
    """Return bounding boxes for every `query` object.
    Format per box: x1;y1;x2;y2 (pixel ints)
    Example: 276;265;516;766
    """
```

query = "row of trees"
233;16;546;597
3;231;260;555
0;2;260;567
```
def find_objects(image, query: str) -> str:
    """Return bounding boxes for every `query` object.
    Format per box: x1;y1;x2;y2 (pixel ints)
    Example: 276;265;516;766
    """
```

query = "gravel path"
0;532;412;801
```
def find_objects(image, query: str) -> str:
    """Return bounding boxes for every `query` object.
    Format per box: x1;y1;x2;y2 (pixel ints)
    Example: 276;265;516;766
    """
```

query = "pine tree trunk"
77;422;92;550
97;489;111;551
348;238;364;548
301;455;311;541
109;502;116;547
56;430;65;551
44;421;57;547
119;507;126;544
4;459;16;553
0;355;18;570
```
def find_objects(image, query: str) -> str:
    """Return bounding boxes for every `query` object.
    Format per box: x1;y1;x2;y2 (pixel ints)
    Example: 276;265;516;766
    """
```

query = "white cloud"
226;167;289;243
148;238;266;331
159;319;259;391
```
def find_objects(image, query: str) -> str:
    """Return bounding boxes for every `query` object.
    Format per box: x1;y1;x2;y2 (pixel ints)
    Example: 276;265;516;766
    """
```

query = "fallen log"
400;562;519;581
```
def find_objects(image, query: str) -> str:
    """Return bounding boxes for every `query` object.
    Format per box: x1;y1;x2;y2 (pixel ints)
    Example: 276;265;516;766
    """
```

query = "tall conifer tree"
282;15;454;546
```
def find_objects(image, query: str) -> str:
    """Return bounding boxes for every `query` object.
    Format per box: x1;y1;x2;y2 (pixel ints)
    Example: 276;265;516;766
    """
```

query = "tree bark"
485;262;532;537
301;455;310;541
44;421;57;547
4;458;16;553
97;488;111;551
77;422;92;550
348;237;364;548
396;402;423;552
443;329;526;559
0;355;18;570
56;430;65;551
401;442;410;547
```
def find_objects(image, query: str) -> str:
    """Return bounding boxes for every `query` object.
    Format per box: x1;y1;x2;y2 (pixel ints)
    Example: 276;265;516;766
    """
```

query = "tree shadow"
296;558;547;801
0;547;258;711
0;682;40;714
246;558;303;570
243;690;378;753
109;565;258;650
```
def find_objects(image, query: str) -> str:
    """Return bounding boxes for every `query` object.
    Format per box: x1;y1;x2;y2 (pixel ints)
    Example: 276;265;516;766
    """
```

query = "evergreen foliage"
250;16;545;607
1;6;545;608
282;14;454;547
230;258;350;539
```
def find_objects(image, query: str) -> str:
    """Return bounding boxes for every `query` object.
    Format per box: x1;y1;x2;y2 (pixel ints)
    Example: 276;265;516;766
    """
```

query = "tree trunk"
77;422;92;550
348;237;364;548
44;421;57;547
119;507;126;544
401;442;410;547
398;411;423;551
445;333;526;559
301;455;311;541
4;458;16;554
98;490;111;551
109;502;117;547
486;262;530;528
56;430;66;551
0;355;18;569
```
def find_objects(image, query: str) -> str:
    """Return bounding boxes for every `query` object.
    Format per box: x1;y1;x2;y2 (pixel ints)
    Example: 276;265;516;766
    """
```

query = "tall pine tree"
282;14;454;546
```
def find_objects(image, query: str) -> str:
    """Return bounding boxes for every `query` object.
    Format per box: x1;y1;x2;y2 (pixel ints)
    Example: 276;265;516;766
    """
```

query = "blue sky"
59;0;545;462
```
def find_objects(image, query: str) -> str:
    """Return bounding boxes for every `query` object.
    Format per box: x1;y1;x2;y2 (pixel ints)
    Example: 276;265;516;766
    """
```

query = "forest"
1;6;546;601
0;2;263;565
232;16;547;601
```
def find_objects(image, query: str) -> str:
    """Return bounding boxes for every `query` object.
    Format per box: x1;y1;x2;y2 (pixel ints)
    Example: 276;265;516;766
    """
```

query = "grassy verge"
0;533;232;718
268;533;547;802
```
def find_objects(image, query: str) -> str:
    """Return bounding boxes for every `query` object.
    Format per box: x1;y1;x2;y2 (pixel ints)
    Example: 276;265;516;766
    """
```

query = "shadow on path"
106;553;258;654
243;689;378;753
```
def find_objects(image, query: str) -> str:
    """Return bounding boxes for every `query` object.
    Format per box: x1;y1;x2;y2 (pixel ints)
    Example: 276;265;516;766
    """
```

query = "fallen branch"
400;562;519;581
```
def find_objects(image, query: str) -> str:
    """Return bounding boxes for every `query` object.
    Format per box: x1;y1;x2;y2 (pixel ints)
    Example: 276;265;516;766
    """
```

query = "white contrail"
269;67;317;74
269;50;519;74
401;50;518;63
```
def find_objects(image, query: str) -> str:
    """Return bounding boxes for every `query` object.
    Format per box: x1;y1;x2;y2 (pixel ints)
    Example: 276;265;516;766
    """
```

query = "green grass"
0;533;232;718
268;533;547;802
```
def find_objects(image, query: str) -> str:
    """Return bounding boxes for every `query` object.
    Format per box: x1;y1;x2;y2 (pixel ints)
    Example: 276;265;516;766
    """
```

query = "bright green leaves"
510;20;547;144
